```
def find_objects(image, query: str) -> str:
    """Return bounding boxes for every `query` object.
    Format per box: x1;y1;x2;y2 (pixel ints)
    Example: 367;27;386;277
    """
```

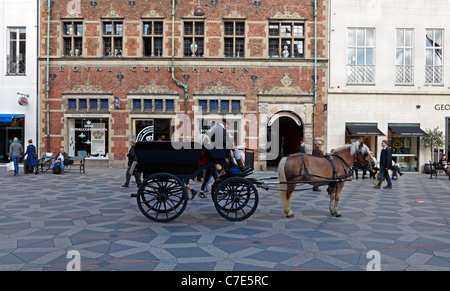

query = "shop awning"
0;114;24;122
346;124;385;136
389;125;428;137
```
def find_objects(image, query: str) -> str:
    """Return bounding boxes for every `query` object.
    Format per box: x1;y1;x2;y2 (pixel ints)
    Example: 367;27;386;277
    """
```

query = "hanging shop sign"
18;96;28;106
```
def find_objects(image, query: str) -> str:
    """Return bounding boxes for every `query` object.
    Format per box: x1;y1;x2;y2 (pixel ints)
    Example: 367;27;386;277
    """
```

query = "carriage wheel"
136;173;188;222
213;177;259;221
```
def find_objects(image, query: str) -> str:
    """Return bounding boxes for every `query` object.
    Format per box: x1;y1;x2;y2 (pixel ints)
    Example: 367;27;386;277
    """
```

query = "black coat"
126;145;137;167
297;145;305;153
379;147;392;170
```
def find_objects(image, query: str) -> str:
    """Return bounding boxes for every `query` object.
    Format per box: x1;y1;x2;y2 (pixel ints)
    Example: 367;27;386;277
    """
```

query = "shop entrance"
0;117;25;163
267;111;303;167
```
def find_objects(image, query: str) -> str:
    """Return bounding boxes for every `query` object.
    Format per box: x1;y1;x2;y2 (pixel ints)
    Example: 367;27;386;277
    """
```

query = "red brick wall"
39;0;328;165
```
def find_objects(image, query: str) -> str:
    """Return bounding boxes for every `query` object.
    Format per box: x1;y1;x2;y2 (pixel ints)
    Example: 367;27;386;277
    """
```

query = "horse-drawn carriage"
134;141;258;222
133;140;374;223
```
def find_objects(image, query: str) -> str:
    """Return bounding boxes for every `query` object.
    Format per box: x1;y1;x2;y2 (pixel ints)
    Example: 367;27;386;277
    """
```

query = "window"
129;97;176;113
425;29;443;84
66;98;110;112
347;28;375;84
63;21;83;57
197;99;241;113
7;27;26;75
224;21;245;58
268;22;304;58
396;29;414;85
184;21;204;57
103;21;123;57
143;20;163;57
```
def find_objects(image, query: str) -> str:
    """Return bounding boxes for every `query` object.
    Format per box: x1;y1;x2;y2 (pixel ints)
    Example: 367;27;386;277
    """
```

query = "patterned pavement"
0;167;449;271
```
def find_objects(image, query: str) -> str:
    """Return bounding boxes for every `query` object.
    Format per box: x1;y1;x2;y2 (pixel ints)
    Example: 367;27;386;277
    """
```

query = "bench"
429;161;449;179
37;152;86;173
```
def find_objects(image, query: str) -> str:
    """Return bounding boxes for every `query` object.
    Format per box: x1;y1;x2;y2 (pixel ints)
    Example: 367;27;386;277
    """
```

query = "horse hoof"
285;211;295;218
335;213;342;217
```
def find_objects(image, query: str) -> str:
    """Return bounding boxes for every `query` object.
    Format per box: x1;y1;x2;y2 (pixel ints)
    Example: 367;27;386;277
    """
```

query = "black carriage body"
134;141;230;179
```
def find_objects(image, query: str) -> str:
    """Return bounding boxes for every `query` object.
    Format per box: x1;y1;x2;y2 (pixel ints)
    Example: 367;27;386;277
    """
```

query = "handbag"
6;161;15;172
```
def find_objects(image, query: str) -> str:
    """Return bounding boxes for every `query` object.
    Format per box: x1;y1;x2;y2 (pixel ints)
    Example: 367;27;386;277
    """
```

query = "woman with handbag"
24;139;39;175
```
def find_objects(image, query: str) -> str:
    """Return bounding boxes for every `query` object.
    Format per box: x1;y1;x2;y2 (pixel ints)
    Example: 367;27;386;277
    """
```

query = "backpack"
53;164;61;174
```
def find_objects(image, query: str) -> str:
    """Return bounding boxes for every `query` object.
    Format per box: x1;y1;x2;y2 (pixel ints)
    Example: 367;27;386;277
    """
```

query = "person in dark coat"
297;140;306;153
24;139;39;174
121;140;142;188
374;140;393;189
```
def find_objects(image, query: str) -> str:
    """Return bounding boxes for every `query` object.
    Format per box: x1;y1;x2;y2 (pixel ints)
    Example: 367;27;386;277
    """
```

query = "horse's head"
354;142;374;171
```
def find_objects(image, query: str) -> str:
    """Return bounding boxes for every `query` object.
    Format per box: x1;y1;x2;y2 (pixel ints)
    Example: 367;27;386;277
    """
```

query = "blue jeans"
377;168;392;186
12;156;20;175
52;161;65;172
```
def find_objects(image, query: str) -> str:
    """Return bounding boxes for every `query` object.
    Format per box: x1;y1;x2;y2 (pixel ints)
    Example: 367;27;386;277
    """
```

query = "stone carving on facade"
262;73;307;95
272;11;303;19
145;10;162;18
105;10;120;18
199;81;243;95
66;80;109;94
130;80;177;95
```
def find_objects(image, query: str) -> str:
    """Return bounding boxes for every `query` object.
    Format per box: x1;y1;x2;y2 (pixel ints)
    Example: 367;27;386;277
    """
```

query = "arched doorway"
267;111;303;167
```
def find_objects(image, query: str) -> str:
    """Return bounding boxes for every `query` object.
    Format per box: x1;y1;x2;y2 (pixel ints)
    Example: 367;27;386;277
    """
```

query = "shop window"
71;118;109;157
134;119;173;142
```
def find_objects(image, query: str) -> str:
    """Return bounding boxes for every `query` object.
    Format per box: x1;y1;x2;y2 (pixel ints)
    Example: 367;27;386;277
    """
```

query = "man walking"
8;137;23;176
374;140;392;189
122;140;142;188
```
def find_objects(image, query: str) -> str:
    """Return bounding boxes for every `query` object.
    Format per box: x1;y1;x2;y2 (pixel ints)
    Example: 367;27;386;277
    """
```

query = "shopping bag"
375;170;385;184
6;162;15;172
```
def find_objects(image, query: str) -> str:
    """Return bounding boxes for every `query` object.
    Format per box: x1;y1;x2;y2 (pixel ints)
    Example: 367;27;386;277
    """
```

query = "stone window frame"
268;20;305;59
63;95;113;113
141;17;165;57
223;20;246;58
101;18;124;57
183;19;205;57
61;18;84;58
128;95;178;114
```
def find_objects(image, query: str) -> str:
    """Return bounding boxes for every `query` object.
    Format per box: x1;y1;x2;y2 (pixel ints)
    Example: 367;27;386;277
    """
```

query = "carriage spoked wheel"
213;177;259;221
137;173;188;222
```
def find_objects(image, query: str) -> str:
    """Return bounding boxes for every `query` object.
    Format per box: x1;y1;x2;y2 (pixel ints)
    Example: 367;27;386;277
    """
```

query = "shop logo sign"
137;126;154;141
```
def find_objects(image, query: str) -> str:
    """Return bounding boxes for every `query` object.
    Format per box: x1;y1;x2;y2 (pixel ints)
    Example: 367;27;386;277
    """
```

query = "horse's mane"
333;141;369;156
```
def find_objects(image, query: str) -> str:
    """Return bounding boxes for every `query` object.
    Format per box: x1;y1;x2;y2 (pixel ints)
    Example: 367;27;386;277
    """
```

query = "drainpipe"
171;0;189;103
45;0;51;151
313;0;318;145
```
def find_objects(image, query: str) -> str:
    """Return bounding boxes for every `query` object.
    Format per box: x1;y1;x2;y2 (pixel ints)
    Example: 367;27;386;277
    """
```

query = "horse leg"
333;182;345;217
328;185;336;216
278;157;295;218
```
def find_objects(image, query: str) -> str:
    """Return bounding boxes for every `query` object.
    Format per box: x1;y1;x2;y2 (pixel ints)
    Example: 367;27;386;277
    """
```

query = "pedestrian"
122;139;142;188
369;151;378;179
24;139;39;175
52;148;69;174
312;140;323;191
391;159;403;180
184;179;198;200
8;137;23;176
374;140;393;189
297;140;306;153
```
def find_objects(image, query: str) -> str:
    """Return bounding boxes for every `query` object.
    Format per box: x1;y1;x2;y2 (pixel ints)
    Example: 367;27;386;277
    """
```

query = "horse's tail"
278;156;288;192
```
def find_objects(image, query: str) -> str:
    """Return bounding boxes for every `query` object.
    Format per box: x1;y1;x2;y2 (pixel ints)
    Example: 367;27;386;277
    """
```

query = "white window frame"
425;28;444;85
6;27;26;75
347;27;375;84
395;28;414;85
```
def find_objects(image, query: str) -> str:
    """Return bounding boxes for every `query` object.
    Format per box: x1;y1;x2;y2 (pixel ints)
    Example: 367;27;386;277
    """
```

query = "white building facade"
328;0;450;172
0;0;38;163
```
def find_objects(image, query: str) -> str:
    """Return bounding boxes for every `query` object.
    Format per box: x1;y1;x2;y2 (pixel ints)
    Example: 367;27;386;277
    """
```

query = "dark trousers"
201;167;219;191
125;166;141;187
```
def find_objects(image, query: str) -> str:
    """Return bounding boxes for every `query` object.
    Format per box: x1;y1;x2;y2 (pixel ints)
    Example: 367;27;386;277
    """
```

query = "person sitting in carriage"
204;119;249;172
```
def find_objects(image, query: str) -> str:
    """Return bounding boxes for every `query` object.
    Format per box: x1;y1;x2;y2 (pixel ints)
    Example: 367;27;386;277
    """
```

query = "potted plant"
421;127;444;173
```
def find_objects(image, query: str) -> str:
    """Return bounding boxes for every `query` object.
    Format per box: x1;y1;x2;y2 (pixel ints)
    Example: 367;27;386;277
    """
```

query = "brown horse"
278;141;374;218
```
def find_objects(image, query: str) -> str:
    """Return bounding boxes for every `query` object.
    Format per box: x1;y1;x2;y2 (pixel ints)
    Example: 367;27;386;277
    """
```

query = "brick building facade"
39;0;328;169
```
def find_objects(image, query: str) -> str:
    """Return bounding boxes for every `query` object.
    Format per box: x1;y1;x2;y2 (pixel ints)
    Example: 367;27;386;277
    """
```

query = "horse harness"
289;152;353;183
